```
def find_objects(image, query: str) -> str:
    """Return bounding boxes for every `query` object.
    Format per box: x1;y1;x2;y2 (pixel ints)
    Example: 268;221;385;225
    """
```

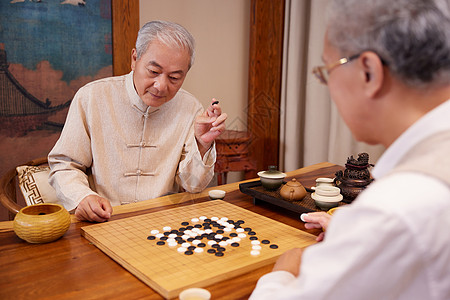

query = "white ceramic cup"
179;288;211;300
208;189;226;200
315;186;340;197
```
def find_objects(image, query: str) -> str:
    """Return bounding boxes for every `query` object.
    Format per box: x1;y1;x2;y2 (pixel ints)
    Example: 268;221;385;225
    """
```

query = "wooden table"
0;162;342;300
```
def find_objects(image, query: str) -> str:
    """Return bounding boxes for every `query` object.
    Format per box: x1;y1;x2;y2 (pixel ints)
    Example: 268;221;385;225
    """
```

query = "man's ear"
358;51;385;98
131;48;137;71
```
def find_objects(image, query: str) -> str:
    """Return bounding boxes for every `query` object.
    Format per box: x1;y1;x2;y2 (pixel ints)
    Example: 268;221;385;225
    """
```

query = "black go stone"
207;249;216;254
222;237;230;241
187;238;194;242
160;236;168;241
212;244;220;248
179;227;186;232
188;246;196;251
177;240;184;244
147;236;156;240
194;224;202;228
156;241;165;246
244;227;252;232
218;226;225;230
198;243;206;247
175;237;183;241
217;247;226;252
215;252;224;257
231;242;240;247
204;218;211;222
184;250;194;255
177;232;183;236
236;220;245;224
248;231;257;235
216;230;224;234
270;244;279;249
181;222;189;226
186;226;194;230
163;232;170;236
249;236;258;240
170;229;178;234
261;240;270;244
229;233;238;237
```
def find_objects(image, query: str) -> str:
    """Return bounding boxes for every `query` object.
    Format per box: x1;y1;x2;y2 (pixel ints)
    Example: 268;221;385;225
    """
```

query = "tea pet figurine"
334;152;374;203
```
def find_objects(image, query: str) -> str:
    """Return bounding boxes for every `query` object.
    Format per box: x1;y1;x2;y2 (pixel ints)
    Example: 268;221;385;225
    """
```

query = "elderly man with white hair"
250;0;450;299
48;21;227;222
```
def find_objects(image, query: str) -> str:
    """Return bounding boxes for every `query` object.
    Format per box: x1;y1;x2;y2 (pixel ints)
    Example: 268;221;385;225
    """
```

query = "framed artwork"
0;0;112;175
0;0;138;220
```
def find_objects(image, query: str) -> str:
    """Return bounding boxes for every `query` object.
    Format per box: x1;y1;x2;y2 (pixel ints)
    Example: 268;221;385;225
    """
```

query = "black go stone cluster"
147;218;279;257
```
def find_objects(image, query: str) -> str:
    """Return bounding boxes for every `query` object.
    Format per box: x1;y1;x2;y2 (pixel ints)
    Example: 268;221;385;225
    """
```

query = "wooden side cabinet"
215;130;256;185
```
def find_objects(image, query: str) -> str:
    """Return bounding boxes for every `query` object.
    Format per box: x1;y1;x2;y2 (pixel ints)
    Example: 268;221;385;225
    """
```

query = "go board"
81;200;316;299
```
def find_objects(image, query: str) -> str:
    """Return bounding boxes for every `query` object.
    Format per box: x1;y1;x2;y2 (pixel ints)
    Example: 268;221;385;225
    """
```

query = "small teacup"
208;189;226;200
311;177;335;190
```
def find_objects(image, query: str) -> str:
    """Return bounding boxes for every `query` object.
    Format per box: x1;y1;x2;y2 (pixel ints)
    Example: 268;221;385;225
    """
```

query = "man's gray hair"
327;0;450;88
135;20;195;69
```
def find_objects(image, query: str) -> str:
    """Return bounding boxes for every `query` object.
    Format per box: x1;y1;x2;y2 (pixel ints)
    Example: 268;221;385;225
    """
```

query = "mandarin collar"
126;71;160;114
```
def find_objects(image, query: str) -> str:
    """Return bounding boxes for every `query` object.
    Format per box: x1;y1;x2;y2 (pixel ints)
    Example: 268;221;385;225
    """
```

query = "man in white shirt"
250;0;450;299
48;21;227;222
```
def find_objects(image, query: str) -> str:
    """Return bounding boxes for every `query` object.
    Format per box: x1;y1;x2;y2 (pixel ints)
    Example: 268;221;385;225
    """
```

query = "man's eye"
170;76;180;81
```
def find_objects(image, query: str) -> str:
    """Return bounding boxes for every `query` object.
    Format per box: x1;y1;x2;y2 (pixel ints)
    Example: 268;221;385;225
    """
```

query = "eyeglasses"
312;53;361;85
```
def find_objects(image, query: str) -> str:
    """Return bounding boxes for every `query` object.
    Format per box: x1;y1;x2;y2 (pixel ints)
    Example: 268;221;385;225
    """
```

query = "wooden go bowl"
13;203;71;244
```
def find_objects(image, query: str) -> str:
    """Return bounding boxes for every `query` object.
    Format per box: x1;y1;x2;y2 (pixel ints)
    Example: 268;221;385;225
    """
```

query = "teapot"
280;178;307;202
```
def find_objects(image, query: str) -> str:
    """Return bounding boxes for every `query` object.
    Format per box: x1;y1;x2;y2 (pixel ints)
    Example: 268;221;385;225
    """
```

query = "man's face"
323;32;372;143
131;40;190;107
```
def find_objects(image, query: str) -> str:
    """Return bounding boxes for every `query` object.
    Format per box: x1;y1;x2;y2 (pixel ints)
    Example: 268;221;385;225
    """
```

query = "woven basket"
13;203;71;244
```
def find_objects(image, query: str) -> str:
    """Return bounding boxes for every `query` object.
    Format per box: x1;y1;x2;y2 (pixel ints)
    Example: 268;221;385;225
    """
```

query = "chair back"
0;157;48;220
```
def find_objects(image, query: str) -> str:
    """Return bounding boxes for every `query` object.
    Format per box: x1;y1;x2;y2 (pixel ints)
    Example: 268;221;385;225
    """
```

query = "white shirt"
250;99;450;300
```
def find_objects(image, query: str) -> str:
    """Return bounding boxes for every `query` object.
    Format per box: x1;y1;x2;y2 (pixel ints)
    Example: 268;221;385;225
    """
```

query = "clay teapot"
280;178;307;202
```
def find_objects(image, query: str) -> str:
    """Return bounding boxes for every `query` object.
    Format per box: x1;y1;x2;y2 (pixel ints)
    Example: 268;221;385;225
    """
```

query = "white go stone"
224;227;232;232
182;242;191;248
178;247;187;253
182;235;190;240
236;228;245;233
168;233;177;239
192;240;201;245
220;217;228;221
252;245;262;250
208;240;217;246
199;216;207;221
163;226;171;231
232;237;241;243
250;250;261;256
215;234;223;239
251;240;261;245
191;218;200;223
168;242;178;247
150;230;159;235
155;233;164;238
205;229;213;234
211;217;219;221
194;248;204;253
219;241;228;247
238;233;247;238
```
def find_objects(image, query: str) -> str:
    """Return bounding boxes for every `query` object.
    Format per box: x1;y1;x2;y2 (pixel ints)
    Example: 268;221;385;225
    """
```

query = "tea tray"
239;180;346;214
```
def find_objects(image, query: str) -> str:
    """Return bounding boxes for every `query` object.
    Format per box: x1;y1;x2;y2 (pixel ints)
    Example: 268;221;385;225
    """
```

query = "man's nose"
153;76;168;92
